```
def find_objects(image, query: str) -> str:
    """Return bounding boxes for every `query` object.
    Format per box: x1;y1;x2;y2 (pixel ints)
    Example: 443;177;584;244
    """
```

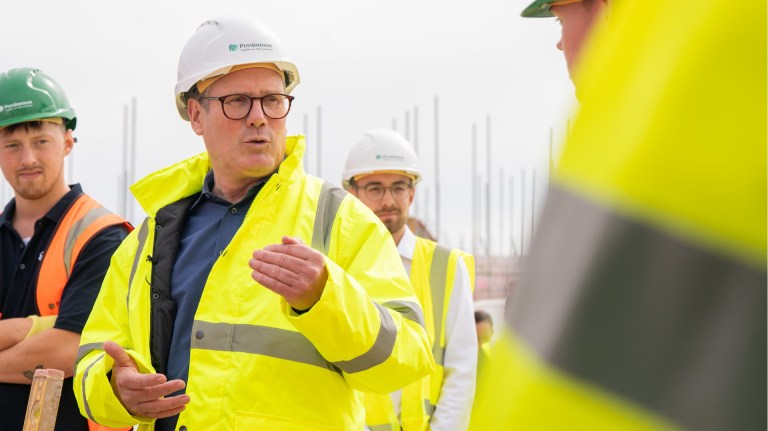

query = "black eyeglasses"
199;93;295;120
356;182;412;201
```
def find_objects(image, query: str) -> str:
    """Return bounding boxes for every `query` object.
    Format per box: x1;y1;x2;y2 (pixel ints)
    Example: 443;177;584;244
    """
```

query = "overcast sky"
3;0;577;254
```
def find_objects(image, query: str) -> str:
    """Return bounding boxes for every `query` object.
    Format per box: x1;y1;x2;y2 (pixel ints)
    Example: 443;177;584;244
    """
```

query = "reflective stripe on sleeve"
382;300;426;327
75;342;104;366
332;302;397;373
81;352;106;422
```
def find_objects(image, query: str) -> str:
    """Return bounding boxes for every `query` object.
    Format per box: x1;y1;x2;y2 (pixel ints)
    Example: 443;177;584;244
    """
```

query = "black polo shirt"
0;184;129;431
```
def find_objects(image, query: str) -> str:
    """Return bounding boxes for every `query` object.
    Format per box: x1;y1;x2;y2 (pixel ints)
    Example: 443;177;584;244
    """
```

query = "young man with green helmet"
0;67;130;431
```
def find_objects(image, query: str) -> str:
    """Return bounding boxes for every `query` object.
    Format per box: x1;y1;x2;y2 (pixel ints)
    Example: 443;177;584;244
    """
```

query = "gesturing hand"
249;236;329;311
104;341;190;419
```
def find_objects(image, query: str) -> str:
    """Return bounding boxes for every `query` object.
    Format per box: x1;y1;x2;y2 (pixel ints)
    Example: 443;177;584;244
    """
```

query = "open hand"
104;341;190;419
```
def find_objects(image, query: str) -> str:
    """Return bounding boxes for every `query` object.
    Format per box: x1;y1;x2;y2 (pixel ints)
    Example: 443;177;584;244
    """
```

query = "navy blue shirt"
0;184;129;431
157;171;270;431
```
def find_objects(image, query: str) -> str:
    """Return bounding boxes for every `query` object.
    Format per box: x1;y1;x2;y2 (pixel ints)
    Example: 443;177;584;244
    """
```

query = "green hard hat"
0;68;77;130
521;0;558;17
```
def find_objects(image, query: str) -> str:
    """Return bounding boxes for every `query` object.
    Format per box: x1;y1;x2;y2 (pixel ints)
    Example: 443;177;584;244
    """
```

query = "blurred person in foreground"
74;16;433;431
344;129;477;430
470;0;766;430
0;67;130;431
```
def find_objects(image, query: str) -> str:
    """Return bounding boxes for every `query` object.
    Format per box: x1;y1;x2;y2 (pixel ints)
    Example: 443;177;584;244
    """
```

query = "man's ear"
188;99;205;136
63;129;74;156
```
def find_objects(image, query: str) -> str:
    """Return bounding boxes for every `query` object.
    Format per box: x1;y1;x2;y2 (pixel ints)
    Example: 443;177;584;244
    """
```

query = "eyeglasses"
356;183;412;201
199;93;295;120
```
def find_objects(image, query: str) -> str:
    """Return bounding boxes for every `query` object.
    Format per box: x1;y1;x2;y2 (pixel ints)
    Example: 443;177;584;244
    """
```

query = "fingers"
250;249;305;275
131;392;190;419
105;341;166;388
249;237;328;311
103;341;190;418
281;235;305;245
104;341;136;369
250;266;294;295
117;377;188;417
263;239;319;261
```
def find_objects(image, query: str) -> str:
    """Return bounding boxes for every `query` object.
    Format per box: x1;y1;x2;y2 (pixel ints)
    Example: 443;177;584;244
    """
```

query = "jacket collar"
131;135;306;217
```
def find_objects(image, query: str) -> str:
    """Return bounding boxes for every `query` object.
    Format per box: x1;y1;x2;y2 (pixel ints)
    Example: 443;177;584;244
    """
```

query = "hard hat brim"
521;0;557;17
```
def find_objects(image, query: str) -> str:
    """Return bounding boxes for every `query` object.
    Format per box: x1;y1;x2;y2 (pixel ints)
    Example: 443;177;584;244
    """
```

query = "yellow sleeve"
286;196;435;393
73;226;155;428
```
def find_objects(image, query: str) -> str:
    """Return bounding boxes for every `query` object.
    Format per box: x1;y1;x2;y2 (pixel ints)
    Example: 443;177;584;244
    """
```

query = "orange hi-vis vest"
34;193;132;431
36;193;130;316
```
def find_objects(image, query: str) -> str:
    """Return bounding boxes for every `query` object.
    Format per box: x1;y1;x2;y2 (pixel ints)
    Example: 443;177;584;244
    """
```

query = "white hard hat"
174;15;300;121
342;129;422;188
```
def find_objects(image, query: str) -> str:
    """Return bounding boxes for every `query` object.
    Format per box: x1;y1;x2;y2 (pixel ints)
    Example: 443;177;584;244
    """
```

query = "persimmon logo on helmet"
236;42;274;51
174;16;301;121
0;68;76;130
2;101;33;113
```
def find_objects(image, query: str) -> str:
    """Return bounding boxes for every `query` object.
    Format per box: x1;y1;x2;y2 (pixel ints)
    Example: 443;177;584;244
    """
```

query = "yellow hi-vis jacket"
74;136;435;431
471;0;765;429
365;236;471;430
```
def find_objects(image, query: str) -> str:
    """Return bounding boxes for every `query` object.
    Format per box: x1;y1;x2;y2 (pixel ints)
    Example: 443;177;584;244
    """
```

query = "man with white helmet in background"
0;67;130;431
344;129;477;431
74;16;434;431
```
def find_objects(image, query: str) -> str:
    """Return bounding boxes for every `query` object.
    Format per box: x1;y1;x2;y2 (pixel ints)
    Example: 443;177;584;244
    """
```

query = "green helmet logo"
229;44;239;52
0;68;77;130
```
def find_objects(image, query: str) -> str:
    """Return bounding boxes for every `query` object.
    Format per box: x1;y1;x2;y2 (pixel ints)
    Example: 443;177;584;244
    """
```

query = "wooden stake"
23;369;64;431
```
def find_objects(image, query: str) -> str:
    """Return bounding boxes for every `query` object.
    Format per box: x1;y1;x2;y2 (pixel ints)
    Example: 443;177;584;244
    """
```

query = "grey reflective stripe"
127;217;150;311
75;342;104;366
510;185;767;431
81;352;105;422
63;206;112;277
382;300;425;327
311;181;346;255
333;302;397;373
368;425;394;431
191;320;340;373
429;245;451;365
424;398;436;416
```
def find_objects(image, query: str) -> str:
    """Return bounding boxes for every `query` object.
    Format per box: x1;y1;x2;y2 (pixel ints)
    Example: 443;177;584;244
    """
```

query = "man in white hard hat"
344;129;477;431
74;16;434;431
